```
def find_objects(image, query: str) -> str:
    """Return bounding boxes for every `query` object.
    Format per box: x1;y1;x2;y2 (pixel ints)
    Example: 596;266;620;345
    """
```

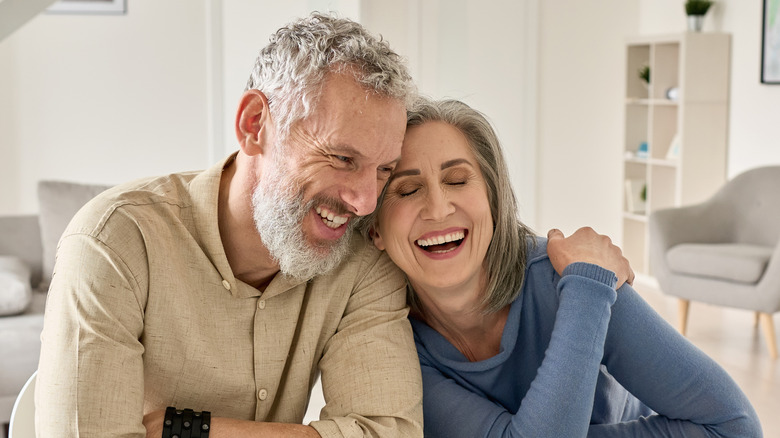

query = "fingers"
546;226;635;289
547;228;564;240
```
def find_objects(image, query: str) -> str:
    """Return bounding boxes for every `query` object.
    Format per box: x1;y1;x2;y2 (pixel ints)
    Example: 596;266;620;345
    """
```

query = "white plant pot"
687;15;704;32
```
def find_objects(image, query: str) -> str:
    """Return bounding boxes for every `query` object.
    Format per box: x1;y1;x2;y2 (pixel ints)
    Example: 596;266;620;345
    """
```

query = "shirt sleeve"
587;284;763;438
310;252;424;438
36;231;148;437
419;262;619;438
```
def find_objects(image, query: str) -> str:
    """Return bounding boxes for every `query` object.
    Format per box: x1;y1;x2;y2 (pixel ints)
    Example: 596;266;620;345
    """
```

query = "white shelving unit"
621;33;731;274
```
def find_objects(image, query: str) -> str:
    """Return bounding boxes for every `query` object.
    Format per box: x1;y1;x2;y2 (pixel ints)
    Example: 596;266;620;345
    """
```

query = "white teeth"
316;206;348;229
416;231;465;247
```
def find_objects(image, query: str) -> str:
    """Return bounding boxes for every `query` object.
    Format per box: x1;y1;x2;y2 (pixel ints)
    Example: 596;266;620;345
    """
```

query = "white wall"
363;0;537;227
6;1;774;239
638;0;780;177
534;0;780;241
535;0;641;237
0;0;212;215
219;0;361;158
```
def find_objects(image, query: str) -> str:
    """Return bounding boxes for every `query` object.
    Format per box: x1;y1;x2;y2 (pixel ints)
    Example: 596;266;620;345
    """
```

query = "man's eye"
333;155;352;163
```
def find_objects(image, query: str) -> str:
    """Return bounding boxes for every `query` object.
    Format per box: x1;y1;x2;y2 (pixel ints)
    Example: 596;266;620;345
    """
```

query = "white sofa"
0;181;109;436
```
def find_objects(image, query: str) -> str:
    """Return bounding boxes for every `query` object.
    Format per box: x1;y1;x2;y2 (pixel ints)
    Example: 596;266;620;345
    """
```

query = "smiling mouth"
316;206;349;229
416;230;467;253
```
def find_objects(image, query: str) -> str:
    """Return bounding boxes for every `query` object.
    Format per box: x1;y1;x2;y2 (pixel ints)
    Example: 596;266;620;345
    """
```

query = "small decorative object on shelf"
624;179;647;214
666;134;681;160
637;141;649;158
665;87;679;101
685;0;714;32
638;65;651;88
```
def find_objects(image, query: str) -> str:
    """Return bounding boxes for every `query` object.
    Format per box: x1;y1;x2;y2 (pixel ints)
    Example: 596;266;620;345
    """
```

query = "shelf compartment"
650;105;679;160
648;165;679;211
650;42;680;100
626;44;650;100
624;104;648;156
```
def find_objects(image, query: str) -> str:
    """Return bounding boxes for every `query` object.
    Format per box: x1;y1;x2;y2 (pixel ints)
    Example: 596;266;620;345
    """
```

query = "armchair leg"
759;313;778;360
754;311;761;328
678;299;690;336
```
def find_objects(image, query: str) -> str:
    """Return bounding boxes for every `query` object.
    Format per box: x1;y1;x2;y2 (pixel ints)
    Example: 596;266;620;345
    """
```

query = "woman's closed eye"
398;185;419;197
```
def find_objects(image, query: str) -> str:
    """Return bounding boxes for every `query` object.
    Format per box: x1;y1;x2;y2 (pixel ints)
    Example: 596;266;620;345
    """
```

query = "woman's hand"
143;409;165;438
547;227;634;288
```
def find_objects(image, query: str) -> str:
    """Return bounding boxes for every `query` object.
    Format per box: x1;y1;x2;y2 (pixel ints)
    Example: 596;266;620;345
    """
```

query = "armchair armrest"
648;200;730;278
0;215;43;289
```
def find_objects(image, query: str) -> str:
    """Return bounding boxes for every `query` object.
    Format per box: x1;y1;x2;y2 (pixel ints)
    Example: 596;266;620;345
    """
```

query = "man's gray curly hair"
245;12;417;140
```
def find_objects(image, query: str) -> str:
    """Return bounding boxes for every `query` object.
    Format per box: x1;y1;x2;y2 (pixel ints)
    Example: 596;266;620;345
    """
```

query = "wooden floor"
633;277;779;437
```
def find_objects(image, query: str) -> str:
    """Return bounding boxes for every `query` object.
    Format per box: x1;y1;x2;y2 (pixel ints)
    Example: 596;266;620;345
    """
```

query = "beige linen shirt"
36;155;423;438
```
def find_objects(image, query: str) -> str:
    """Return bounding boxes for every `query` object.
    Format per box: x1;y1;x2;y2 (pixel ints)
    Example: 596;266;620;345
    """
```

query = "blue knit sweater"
410;239;762;437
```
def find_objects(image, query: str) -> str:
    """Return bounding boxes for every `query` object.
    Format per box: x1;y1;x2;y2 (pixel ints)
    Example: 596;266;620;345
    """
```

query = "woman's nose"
421;185;455;221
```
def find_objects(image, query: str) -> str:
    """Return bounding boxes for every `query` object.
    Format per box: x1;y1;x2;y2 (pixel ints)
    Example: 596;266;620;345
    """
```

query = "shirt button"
257;300;266;309
221;280;231;290
258;389;268;400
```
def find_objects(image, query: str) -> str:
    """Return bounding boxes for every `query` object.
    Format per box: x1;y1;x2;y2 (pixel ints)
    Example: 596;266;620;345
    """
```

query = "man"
36;13;423;438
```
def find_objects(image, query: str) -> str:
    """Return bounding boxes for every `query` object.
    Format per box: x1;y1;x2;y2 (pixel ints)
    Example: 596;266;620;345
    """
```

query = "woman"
366;98;761;437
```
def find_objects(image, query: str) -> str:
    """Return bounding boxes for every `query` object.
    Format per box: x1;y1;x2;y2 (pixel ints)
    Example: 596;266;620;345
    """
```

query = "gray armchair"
649;166;780;359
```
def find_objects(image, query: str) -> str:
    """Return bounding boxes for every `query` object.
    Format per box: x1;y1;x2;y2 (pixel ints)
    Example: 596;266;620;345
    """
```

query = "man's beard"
251;161;356;280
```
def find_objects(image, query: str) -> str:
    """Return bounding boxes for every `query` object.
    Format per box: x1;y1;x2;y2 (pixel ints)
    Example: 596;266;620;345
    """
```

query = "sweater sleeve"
587;285;762;438
419;263;618;438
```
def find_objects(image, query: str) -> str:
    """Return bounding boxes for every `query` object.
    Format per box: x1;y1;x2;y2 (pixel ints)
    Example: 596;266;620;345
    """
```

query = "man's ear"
370;226;386;251
235;89;273;156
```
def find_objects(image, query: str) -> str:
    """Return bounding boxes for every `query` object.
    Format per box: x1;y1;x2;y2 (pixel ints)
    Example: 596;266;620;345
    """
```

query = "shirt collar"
188;152;309;299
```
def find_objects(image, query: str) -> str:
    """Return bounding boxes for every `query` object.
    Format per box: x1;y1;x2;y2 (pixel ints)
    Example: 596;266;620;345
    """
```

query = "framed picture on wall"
762;0;780;83
48;0;126;15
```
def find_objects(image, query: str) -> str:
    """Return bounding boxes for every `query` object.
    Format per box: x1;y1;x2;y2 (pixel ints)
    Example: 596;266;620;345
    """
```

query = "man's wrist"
162;406;211;438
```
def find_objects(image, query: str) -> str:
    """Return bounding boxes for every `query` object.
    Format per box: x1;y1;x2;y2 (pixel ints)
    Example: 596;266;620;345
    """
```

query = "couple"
36;12;761;438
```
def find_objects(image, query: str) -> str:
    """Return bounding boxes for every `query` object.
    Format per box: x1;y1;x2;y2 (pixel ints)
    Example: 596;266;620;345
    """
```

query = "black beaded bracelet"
162;406;211;438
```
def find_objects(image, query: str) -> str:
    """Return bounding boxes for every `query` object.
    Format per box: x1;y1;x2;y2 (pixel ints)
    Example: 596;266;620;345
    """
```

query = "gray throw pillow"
0;256;32;315
38;181;111;289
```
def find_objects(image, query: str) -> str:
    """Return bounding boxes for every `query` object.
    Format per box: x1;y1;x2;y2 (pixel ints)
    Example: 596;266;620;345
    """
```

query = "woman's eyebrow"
389;168;420;182
390;158;472;182
441;158;471;170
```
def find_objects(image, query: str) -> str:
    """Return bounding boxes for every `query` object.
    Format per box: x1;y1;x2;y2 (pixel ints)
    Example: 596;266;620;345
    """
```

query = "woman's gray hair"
368;98;534;314
245;12;416;140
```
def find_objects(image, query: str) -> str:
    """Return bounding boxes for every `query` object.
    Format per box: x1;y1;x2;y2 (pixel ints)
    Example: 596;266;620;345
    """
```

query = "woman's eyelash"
399;188;418;197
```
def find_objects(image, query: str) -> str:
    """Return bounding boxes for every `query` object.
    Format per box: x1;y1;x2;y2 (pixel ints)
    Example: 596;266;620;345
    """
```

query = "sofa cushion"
667;243;773;284
38;181;111;289
0;256;32;316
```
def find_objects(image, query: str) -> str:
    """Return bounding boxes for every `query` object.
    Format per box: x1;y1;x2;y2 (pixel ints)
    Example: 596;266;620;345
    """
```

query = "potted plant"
638;65;650;92
685;0;714;32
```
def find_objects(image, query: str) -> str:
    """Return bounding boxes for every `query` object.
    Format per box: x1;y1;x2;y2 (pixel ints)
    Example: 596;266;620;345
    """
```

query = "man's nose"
341;169;379;217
